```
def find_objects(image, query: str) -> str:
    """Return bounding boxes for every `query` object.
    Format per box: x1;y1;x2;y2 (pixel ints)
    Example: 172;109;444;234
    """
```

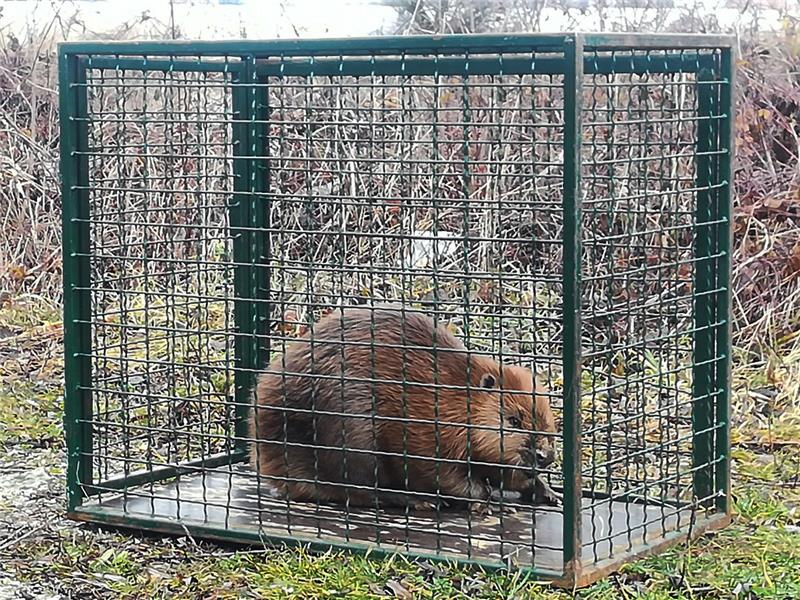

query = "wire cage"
59;33;734;587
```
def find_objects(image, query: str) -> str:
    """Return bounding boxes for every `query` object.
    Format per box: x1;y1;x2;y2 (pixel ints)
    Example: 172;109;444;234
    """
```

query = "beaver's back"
259;305;489;419
297;305;471;386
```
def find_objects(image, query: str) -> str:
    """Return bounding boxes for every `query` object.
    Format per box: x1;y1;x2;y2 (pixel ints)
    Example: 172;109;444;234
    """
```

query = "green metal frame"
692;49;734;515
231;56;271;452
716;48;735;516
60;51;92;512
59;32;735;588
561;33;584;579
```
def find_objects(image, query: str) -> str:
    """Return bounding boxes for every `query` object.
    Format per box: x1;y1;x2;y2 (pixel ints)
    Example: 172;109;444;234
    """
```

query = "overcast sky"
0;0;396;40
0;0;787;41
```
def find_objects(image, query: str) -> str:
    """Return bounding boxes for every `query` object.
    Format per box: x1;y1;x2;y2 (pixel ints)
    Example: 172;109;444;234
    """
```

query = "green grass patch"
12;488;800;600
3;431;797;597
14;536;571;599
0;294;61;332
626;517;800;599
0;380;62;451
0;294;64;453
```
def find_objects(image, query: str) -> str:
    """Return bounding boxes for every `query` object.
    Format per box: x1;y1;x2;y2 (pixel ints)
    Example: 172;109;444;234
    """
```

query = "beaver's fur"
249;305;556;511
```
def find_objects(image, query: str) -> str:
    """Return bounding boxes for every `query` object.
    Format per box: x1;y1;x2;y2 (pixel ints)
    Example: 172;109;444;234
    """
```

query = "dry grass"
731;25;800;351
0;5;798;596
1;20;798;353
0;6;178;299
0;25;61;297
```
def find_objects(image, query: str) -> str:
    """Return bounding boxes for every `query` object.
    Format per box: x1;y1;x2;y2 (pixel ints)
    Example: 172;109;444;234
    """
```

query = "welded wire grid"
579;47;729;563
74;48;569;570
259;53;563;554
239;48;567;565
82;57;239;503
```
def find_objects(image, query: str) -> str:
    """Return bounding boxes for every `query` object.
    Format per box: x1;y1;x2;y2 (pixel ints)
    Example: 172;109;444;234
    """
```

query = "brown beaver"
248;304;558;512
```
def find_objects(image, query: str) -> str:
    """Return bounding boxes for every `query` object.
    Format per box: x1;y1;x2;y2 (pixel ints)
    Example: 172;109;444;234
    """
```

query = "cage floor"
83;464;687;571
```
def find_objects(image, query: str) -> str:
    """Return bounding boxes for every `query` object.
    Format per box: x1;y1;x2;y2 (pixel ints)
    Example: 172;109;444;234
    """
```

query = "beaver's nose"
536;448;555;467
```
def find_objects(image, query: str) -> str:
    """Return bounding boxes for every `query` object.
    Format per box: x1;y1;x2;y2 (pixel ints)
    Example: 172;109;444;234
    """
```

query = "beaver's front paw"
533;475;562;506
466;478;495;515
518;475;562;506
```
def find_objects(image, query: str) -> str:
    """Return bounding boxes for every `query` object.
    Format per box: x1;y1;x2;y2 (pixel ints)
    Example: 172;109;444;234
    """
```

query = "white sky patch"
0;0;788;42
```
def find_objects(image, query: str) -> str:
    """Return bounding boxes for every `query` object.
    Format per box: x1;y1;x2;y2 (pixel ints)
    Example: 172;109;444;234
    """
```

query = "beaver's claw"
533;475;562;506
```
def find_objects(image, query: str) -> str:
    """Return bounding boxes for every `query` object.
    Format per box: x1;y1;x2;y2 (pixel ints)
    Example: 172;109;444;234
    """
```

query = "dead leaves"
381;577;414;599
786;241;800;282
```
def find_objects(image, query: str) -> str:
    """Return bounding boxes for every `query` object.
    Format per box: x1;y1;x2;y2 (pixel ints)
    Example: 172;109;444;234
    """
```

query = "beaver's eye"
507;415;522;429
479;373;497;389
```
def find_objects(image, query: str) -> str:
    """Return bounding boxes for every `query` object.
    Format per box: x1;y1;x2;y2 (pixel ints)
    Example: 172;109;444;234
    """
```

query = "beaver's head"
469;364;556;477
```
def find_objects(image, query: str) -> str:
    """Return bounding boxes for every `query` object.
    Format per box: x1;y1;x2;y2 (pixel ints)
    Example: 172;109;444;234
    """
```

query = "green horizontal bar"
586;52;718;75
584;32;735;50
59;33;571;58
78;51;718;79
69;505;566;581
85;56;243;73
85;450;246;495
254;52;717;78
75;53;720;81
59;32;735;59
255;55;560;77
582;489;684;510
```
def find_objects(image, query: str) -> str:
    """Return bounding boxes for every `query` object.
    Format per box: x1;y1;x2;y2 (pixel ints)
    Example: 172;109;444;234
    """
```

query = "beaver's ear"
479;373;497;389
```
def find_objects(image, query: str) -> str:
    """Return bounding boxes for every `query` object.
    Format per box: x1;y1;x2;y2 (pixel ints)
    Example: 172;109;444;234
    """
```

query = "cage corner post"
714;43;735;518
560;31;585;585
231;55;271;457
692;49;731;514
59;49;93;513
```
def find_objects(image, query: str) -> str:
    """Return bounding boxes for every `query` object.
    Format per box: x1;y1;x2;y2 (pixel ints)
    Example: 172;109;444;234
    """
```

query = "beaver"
248;304;558;513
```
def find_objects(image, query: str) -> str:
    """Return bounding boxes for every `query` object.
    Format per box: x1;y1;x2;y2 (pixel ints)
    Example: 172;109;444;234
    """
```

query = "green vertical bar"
253;74;271;370
715;47;735;515
59;50;93;512
231;58;255;451
692;65;718;508
561;33;584;579
232;58;270;452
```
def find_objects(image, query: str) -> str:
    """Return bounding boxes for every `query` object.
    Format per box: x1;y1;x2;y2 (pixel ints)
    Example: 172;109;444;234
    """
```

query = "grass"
626;490;800;599
0;380;62;450
8;491;800;599
1;297;799;598
0;294;63;452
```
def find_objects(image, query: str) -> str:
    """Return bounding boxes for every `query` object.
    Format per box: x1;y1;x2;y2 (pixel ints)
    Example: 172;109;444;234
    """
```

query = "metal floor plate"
82;464;688;572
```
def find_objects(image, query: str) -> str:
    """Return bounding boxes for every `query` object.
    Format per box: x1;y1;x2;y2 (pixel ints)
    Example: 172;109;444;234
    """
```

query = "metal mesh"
254;53;565;564
60;34;734;586
83;61;237;487
580;47;729;564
